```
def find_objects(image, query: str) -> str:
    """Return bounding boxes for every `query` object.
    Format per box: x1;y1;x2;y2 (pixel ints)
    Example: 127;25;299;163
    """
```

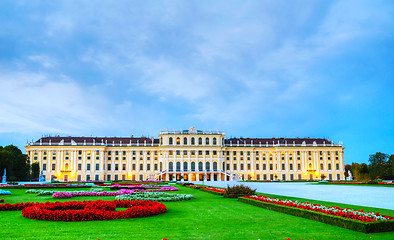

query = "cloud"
28;55;58;68
0;71;108;134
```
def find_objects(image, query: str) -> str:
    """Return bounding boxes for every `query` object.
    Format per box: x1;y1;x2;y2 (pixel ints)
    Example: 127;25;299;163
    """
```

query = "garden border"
199;188;224;196
238;197;394;233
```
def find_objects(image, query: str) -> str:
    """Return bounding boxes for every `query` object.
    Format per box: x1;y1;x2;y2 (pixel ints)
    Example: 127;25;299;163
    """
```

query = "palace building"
25;127;345;182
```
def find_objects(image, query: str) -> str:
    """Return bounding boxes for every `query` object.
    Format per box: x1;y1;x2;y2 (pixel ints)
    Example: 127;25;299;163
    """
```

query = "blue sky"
0;0;393;164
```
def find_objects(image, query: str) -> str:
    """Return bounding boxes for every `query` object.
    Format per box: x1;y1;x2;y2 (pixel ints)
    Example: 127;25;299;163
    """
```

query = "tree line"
345;152;394;180
0;145;39;181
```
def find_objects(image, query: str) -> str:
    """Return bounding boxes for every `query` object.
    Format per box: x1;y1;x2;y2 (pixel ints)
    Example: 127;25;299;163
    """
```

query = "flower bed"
239;196;394;233
199;187;225;196
0;190;11;195
115;192;193;202
20;200;167;221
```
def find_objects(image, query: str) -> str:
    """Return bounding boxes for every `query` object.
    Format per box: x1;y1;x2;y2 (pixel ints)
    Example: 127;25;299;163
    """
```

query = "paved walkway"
195;181;394;210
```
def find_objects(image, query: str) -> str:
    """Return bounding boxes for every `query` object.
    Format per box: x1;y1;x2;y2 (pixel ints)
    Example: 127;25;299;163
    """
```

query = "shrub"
223;185;255;198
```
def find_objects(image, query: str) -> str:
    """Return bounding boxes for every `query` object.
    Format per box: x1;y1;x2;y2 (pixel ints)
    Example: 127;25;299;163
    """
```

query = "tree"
344;164;351;178
0;145;30;181
31;162;40;180
368;152;390;180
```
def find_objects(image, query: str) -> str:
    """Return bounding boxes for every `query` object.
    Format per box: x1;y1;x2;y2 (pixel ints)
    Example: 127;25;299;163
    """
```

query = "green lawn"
0;185;393;240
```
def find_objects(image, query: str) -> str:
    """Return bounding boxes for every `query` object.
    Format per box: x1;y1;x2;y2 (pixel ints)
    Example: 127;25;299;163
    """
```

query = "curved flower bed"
51;186;177;199
115;192;193;202
244;195;393;222
0;200;166;221
21;200;166;221
0;190;11;195
200;187;225;194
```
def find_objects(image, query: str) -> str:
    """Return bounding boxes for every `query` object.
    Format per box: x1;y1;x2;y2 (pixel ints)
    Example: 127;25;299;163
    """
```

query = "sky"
0;0;393;164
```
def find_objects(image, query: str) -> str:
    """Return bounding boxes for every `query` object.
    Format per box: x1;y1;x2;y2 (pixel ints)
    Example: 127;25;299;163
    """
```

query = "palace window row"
168;137;219;146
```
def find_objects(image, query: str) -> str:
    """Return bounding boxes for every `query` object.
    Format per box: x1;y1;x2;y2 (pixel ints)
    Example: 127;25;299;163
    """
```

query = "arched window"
206;162;210;171
176;137;180;145
183;162;188;171
198;162;203;171
198;138;202;145
191;137;195;145
206;138;209;145
213;162;218;171
191;162;196;171
213;138;217;145
183;137;187;145
169;137;173;145
65;163;69;171
169;162;173;171
176;162;181;172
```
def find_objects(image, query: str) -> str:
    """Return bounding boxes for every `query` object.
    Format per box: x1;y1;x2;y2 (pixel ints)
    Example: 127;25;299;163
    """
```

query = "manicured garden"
0;184;393;239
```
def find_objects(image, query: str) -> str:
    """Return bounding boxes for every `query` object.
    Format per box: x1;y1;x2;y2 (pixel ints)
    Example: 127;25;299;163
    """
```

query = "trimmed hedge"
238;197;394;233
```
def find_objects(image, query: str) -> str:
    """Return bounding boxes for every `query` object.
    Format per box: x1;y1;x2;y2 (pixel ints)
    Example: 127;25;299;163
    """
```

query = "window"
297;157;300;160
290;174;294;181
122;164;126;171
96;150;100;155
52;163;56;171
327;151;331;155
140;164;143;171
269;164;273;170
256;164;259;170
282;163;285;170
169;137;173;145
198;138;202;145
114;175;118;181
78;163;81;171
86;175;91;181
337;174;340;180
87;163;91;171
107;175;111;181
319;151;323;155
107;163;111;171
289;163;293;171
206;162;210;171
132;151;136;155
247;164;251;170
213;138;217;145
132;164;136;171
183;137;187;145
240;163;244;170
43;156;47;160
176;150;181;155
297;151;300;155
191;162;196;171
191;137;195;145
123;151;126;155
65;150;69;155
263;164;266;170
213;150;217;155
183;162;188;171
147;164;151;171
233;163;237;171
263;174;267;180
108;151;112;155
199;162;203;171
77;175;81;182
328;163;332;170
115;151;119;155
335;151;339;155
297;163;301;170
43;163;47;171
52;156;56;160
282;174;286;181
213;162;217;171
308;151;311;155
176;137;180;145
115;164;119;171
154;163;158;171
281;157;285;160
205;138;209;145
169;150;173;155
205;150;209;155
226;163;230;170
140;151;143;155
329;174;332;180
96;163;100;171
336;163;339;170
320;163;324;170
240;151;244;156
95;175;99;181
198;150;202;155
191;150;195;156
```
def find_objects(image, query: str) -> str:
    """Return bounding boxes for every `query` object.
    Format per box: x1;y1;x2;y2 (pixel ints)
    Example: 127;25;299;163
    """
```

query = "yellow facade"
25;128;344;182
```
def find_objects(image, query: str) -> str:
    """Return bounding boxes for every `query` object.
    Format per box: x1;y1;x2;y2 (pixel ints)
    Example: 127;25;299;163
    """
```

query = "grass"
0;186;393;240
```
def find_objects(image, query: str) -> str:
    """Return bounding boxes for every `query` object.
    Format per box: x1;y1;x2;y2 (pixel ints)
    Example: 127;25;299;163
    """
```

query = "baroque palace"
26;127;344;182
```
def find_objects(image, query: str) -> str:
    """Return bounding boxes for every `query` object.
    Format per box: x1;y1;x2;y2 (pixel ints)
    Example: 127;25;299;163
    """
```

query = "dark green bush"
223;185;256;198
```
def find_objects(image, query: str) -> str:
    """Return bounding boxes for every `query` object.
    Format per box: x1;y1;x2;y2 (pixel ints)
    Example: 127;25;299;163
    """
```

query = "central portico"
158;127;229;181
